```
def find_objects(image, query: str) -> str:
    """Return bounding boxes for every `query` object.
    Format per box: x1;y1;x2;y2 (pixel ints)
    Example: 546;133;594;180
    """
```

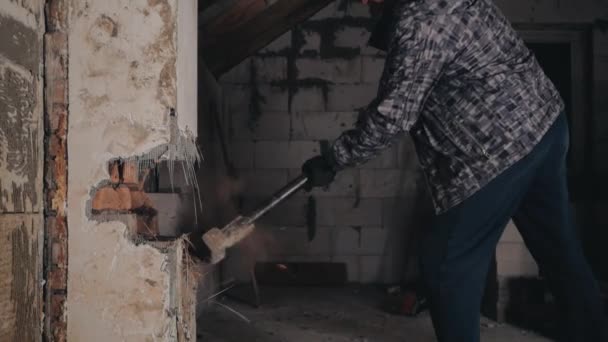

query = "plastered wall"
67;0;198;340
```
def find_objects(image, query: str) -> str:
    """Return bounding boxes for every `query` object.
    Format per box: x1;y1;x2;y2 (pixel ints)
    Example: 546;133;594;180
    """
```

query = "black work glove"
302;155;338;191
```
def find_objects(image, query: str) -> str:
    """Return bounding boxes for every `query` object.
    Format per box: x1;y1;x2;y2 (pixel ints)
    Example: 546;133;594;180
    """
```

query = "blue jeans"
420;114;606;341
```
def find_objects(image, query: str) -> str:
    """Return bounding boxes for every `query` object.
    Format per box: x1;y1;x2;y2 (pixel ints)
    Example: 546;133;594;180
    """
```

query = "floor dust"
197;286;550;342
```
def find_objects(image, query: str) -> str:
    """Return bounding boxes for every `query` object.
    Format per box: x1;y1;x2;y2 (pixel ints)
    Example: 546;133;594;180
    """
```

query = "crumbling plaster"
67;0;197;340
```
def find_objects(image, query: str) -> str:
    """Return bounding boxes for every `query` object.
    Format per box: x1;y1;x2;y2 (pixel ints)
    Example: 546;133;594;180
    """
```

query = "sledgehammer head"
202;216;255;264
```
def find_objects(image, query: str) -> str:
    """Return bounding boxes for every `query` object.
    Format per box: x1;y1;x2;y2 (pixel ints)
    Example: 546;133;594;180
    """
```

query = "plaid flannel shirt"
330;0;564;214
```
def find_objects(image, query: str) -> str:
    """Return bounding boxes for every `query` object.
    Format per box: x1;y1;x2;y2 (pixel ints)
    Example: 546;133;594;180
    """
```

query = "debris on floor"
197;286;551;342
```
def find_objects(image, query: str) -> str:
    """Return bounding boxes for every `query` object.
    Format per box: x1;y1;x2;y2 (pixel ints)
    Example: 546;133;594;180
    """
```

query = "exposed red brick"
130;188;153;208
50;294;66;322
109;161;121;184
46;0;68;32
48;106;67;133
52;322;67;342
44;9;69;339
50;293;67;341
48;135;62;158
44;32;67;79
51;241;67;267
109;160;140;185
48;266;67;290
92;186;133;211
48;79;67;106
49;216;67;241
91;185;153;211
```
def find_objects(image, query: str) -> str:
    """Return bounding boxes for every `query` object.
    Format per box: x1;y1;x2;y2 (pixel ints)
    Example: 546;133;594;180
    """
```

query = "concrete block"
230;112;291;141
361;227;390;255
496;260;539;277
397;136;420;168
230;142;256;169
296;57;362;83
362;35;388;56
255;141;319;168
300;30;322;54
223;84;250;114
334;26;371;50
332;226;362;255
259;85;290;111
500;221;524;243
239;169;289;197
290;111;358;140
260;31;292;54
361;56;385;84
291;86;326;112
358;144;399;169
147;193;196;236
346;1;372;18
221;57;287;84
288;168;358;198
332;226;388;255
496;242;538;277
316;198;383;226
360;255;399;283
220;57;251;84
261;226;331;256
157;160;193;192
360;169;420;198
254;57;288;83
224;85;289;113
330;255;360;282
327;84;377;111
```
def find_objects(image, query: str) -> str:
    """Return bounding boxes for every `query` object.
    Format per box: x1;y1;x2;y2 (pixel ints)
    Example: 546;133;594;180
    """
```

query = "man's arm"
330;19;447;169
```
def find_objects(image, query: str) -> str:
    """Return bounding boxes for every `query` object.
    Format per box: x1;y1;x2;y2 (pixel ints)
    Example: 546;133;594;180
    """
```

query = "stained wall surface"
0;1;45;341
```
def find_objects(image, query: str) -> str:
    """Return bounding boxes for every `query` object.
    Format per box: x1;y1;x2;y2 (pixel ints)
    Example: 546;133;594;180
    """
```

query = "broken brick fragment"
91;186;133;211
109;160;140;185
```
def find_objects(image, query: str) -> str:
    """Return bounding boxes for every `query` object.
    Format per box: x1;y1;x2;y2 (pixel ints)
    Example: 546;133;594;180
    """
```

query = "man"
301;0;607;341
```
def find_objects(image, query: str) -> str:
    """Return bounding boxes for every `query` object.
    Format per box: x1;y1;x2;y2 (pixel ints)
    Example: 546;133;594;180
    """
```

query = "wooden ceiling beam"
200;0;334;77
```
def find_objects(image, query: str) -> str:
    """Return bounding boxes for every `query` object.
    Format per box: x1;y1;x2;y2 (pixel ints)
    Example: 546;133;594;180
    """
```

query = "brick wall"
218;0;433;284
44;0;69;339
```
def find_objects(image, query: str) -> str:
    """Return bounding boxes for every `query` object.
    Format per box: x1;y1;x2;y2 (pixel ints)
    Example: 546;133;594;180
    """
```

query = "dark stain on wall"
10;220;39;342
0;14;41;75
0;67;40;212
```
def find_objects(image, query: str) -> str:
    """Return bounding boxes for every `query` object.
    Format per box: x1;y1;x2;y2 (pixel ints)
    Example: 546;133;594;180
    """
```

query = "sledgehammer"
202;175;308;264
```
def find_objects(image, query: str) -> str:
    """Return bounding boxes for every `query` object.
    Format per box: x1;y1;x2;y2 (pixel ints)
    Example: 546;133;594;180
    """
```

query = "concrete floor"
197;286;551;342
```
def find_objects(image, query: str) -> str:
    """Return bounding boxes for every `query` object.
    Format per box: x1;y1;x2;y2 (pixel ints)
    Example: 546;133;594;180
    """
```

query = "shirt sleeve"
330;17;448;169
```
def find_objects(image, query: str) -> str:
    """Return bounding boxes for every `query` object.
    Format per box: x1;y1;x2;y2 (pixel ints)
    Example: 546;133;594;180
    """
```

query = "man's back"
394;0;565;211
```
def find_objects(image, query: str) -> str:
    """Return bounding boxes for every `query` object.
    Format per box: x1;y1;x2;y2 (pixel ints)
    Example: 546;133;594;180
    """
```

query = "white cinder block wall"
219;0;432;284
218;0;608;288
